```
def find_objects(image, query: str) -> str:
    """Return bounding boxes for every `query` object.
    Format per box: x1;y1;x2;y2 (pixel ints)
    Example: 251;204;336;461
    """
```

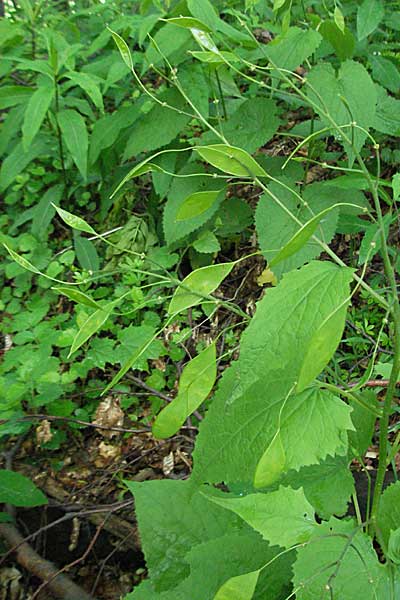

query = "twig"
0;522;95;600
30;518;108;600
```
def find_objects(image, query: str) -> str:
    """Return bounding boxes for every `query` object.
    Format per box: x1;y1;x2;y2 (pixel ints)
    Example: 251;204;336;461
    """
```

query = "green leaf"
200;98;280;154
0;85;33;109
163;163;226;247
292;518;382;599
0;470;47;507
0;512;13;523
307;61;377;161
377;482;400;547
53;287;101;310
22;84;54;150
393;174;400;202
163;17;212;33
193;231;221;254
153;344;216;439
370;56;400;94
123;89;190;161
0;137;48;192
64;71;104;112
53;205;95;234
192;261;353;485
254;388;353;488
74;234;100;273
176;190;221;221
57;109;88;180
357;0;384;40
109;28;134;70
124;479;243;591
255;180;341;278
265;27;322;72
168;262;234;314
31;184;64;240
388;528;400;564
319;21;355;61
214;569;260;600
194;144;267;177
69;304;113;357
281;456;355;519
373;85;400;136
334;6;345;32
206;486;316;549
3;244;42;276
269;203;351;269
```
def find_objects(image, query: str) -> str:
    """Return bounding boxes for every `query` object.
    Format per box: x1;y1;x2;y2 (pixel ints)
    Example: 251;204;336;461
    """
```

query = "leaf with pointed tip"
377;482;400;547
254;431;286;489
176;190;221;221
53;205;95;235
205;486;316;549
357;0;384;40
194;144;267;178
109;28;133;70
22;84;54;150
163;17;212;33
53;287;101;310
57;109;88;180
153;344;216;438
69;303;114;357
169;262;234;314
214;569;260;600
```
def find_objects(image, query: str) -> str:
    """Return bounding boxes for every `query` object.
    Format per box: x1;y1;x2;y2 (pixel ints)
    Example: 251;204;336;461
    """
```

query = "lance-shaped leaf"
69;302;115;357
214;569;260;600
109;28;133;70
176;190;221;221
53;205;95;235
53;287;101;310
163;17;212;32
194;144;267;178
168;262;234;314
153;344;216;438
205;486;316;549
22;84;54;150
58;109;88;180
357;0;384;40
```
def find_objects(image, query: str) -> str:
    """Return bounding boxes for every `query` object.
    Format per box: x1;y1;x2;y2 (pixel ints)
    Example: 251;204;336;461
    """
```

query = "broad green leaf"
200;98;280;154
187;0;220;31
319;21;355;61
281;456;355;519
57;109;88;180
22;84;54;150
254;388;353;488
194;144;267;178
254;431;286;489
0;470;47;507
370;56;400;93
373;84;400;136
265;27;322;72
31;184;64;239
124;479;243;591
53;287;101;310
69;304;113;356
388;528;400;564
53;205;95;234
64;71;104;112
393;173;400;202
144;23;194;72
123;89;190;161
357;0;384;40
153;344;216;439
176;190;221;221
206;486;316;548
190;50;239;64
89;105;143;165
192;261;353;485
168;262;234;314
292;518;382;599
377;482;400;547
255;180;342;278
193;230;221;254
307;61;377;161
163;17;212;33
273;0;286;10
0;138;48;192
214;569;260;600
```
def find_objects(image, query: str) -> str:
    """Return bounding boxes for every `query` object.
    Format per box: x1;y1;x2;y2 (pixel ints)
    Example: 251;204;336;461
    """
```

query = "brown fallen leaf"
92;396;124;438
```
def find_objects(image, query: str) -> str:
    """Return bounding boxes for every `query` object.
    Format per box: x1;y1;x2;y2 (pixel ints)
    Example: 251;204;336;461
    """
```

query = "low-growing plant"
3;0;400;598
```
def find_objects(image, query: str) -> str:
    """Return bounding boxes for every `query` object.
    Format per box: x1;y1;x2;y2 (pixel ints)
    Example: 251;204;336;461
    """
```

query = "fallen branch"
0;522;95;600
